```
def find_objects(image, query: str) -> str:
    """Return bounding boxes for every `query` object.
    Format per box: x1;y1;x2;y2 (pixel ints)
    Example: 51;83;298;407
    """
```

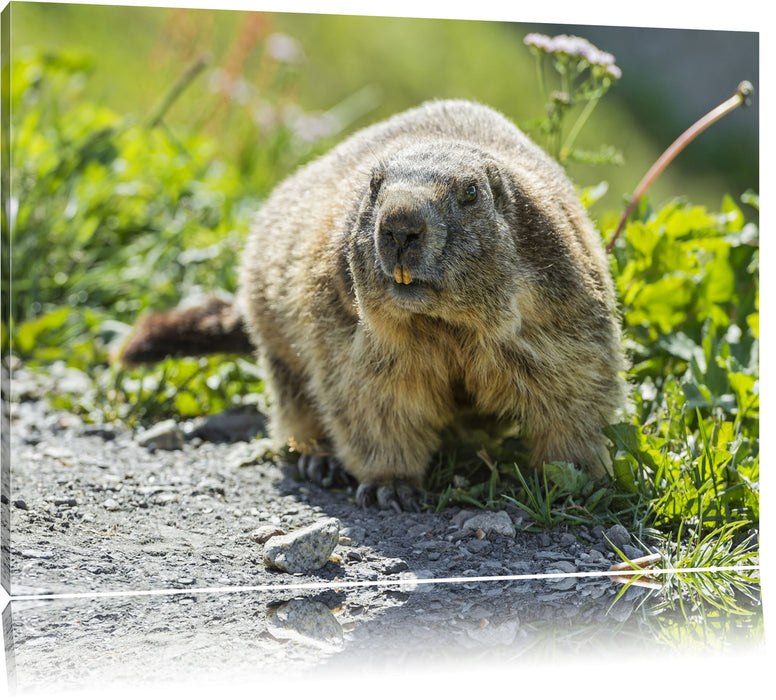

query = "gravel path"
2;365;764;695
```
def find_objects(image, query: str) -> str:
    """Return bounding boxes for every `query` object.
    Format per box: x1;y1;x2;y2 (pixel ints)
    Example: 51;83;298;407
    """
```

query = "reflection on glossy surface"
4;571;762;695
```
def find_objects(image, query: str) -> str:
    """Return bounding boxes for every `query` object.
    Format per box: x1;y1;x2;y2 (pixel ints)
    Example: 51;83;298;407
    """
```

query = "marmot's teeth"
394;265;413;285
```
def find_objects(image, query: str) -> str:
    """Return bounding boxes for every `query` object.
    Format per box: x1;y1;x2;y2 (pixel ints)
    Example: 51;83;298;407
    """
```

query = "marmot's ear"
369;166;385;200
485;161;514;212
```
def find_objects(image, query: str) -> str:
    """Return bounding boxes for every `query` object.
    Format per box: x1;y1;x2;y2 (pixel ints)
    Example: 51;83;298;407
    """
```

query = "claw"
306;455;327;485
355;480;429;512
376;485;402;513
296;453;356;489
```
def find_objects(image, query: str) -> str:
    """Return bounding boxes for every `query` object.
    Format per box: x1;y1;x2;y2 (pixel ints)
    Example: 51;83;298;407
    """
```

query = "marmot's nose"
379;208;427;250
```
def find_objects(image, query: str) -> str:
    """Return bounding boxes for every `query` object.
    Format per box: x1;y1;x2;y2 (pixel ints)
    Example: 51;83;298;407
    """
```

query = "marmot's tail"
118;297;254;365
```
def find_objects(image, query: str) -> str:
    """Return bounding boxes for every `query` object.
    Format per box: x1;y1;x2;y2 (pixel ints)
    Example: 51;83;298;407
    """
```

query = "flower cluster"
524;33;621;79
522;32;622;165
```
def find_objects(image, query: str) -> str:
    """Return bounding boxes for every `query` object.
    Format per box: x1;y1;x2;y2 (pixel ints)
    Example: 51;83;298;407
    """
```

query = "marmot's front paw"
296;453;356;489
355;480;434;513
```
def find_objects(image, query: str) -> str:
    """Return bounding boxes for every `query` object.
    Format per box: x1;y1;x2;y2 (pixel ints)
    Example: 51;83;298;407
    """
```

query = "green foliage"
9;48;253;329
607;194;759;532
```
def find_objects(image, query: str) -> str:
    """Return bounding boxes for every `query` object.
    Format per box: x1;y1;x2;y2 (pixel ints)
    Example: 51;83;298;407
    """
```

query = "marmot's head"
349;140;532;335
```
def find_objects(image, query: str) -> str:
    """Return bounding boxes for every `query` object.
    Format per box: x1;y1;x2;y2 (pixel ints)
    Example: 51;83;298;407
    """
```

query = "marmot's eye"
462;183;478;204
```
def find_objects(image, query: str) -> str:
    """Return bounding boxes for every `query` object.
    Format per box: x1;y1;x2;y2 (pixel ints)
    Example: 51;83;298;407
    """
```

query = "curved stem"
606;81;753;255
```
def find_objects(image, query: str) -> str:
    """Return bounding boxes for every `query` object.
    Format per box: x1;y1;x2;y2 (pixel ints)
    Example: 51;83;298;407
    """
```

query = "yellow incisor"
394;265;413;285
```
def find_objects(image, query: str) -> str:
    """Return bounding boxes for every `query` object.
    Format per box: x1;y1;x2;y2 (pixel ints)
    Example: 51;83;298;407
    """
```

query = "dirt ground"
2;365;764;695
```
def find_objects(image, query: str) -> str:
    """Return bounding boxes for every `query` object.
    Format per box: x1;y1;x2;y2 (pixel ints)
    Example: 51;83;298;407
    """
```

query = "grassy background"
10;3;758;214
4;4;761;577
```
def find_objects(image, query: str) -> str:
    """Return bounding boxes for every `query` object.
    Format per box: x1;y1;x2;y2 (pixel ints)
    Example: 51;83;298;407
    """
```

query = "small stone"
604;524;631;551
13;500;28;510
339;525;366;544
267;599;344;651
622;544;645;560
103;498;121;511
608;597;634;623
461;510;515;538
464;538;492;555
79;425;117;440
226;439;277;467
21;549;54;559
152;492;179;506
451;509;478;528
534;550;573;561
42;445;74;461
137;420;184;451
549;576;578;591
559;532;576;546
578;548;608;565
547;560;577;574
54;498;78;507
263;518;340;573
381;558;409;575
249;525;287;544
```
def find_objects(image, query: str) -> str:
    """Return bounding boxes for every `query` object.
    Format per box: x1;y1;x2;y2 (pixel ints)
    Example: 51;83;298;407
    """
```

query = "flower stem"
562;94;600;158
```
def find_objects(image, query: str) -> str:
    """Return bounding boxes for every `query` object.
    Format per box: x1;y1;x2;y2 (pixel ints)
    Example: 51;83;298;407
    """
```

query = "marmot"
122;99;626;511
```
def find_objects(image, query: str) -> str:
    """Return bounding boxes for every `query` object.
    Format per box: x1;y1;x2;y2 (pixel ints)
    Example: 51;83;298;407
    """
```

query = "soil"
2;364;764;696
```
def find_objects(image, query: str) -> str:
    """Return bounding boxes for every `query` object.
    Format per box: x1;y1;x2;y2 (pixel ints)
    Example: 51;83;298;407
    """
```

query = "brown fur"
237;99;626;487
120;297;253;365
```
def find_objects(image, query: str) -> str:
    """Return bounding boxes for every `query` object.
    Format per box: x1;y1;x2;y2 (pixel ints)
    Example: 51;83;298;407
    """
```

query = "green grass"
4;40;759;579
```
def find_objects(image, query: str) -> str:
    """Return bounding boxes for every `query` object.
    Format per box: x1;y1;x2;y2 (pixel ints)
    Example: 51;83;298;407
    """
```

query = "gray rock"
461;618;520;647
102;498;121;511
21;549;55;559
451;509;478;529
578;548;608;565
607;597;634;623
263;517;340;573
339;525;366;545
249;525;287;544
381;558;409;575
137;420;184;451
266;598;344;651
622;544;645;560
548;576;578;591
547;560;577;574
534;550;574;561
604;524;632;551
465;538;492;555
461;510;515;538
186;409;265;443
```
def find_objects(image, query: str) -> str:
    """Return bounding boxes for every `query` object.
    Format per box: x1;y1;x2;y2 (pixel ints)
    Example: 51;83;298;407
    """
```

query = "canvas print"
0;1;762;695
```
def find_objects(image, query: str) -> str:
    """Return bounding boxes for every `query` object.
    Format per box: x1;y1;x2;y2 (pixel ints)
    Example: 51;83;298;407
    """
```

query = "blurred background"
11;2;759;215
